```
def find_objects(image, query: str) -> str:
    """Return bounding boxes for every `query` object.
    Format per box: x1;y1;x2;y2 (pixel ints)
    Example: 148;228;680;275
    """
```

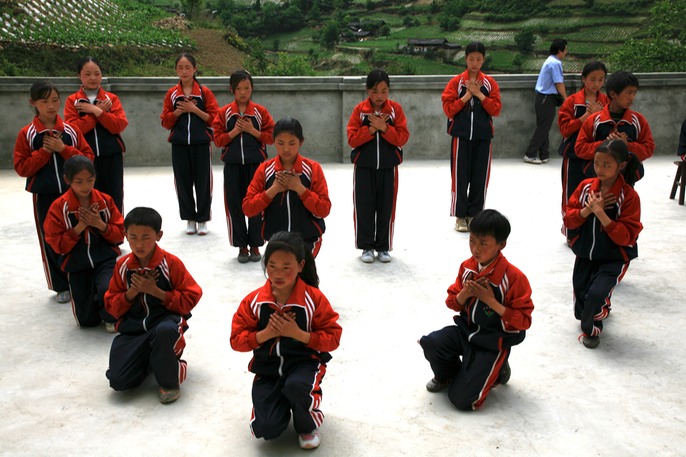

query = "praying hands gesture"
42;131;65;154
368;113;389;135
257;311;311;345
125;269;164;303
75;204;107;233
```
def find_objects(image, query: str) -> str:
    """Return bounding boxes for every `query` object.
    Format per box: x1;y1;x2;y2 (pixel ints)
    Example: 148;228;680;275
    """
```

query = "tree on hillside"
320;21;340;50
514;29;535;54
611;0;686;71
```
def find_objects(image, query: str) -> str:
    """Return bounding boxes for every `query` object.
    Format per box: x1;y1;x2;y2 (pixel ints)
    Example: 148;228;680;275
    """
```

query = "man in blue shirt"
524;39;568;164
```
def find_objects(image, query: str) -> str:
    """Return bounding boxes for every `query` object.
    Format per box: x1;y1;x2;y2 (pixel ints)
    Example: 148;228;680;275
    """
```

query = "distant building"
407;38;462;53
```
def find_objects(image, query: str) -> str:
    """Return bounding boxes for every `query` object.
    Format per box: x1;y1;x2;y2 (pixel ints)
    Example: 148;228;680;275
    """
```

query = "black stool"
670;160;686;205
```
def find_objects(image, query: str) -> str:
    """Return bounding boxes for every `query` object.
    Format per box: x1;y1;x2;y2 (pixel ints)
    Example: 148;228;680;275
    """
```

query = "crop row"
0;0;190;48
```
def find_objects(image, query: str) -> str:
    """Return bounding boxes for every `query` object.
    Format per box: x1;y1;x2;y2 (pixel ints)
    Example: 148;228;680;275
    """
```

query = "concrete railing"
2;73;684;168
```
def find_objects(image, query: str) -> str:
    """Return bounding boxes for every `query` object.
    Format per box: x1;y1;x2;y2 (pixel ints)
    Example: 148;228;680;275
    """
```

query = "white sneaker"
298;429;321;450
185;221;197;235
541;158;550;164
455;217;469;232
523;156;542;165
56;290;71;303
360;250;375;263
105;322;117;333
377;251;391;263
197;222;209;235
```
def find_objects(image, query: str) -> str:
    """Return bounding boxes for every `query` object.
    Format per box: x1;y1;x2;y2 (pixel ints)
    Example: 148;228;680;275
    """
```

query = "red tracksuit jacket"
161;80;219;145
557;89;610;158
564;175;642;262
347;98;409;169
212;100;275;164
44;187;124;272
105;246;203;334
446;252;533;351
231;277;342;377
442;70;502;140
64;87;128;157
14;115;94;194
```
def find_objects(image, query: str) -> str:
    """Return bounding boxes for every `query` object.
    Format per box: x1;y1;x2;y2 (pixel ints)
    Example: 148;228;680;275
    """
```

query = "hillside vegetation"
0;0;684;76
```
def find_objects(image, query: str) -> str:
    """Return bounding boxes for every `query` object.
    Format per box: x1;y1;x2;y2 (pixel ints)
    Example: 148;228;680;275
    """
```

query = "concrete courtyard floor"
1;156;685;456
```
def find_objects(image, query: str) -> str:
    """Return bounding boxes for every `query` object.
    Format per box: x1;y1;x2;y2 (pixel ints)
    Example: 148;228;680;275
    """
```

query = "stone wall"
1;73;684;168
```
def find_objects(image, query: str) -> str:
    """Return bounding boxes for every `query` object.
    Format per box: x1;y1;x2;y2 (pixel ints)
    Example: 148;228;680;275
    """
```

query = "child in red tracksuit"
64;56;128;212
13;81;94;304
347;69;409;264
231;231;342;450
575;71;654;184
213;70;275;263
420;209;533;411
558;61;609;235
105;207;203;403
161;53;219;236
242;118;331;258
442;42;502;233
564;140;642;349
44;156;124;329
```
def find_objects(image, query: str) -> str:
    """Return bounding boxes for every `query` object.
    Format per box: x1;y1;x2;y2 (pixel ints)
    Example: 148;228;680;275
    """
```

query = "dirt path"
186;28;246;76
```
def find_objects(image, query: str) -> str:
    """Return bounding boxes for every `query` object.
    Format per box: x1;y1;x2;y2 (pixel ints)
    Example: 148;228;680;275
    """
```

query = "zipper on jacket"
240;134;245;164
286;193;292;231
469;109;474;141
186;115;191;145
86;230;95;268
93;125;100;157
376;132;380;169
276;339;284;376
53;154;62;193
141;294;150;332
589;217;597;261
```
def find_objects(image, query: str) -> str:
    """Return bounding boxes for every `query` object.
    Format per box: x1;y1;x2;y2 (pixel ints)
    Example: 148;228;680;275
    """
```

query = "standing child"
161;53;219;236
43;156;124;329
242;118;331;258
213;70;275;263
13;81;94;303
564;140;642;349
419;209;533;411
558;61;609;236
231;231;342;450
64;56;128;212
347;69;409;263
441;42;502;232
105;207;202;403
575;71;654;184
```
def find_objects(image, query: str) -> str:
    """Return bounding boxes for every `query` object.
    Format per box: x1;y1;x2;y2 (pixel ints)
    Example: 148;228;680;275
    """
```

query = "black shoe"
249;247;262;262
237;247;250;264
425;377;449;393
582;335;600;349
497;361;511;385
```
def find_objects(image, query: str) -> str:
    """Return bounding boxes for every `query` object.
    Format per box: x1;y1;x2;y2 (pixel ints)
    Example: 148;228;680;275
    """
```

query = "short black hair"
465;41;486;57
124;207;162;232
550;39;568;55
469;209;511;243
366;69;390;90
605;71;639;98
230;69;253;92
274;117;304;142
30;80;59;102
63;155;95;181
581;60;607;78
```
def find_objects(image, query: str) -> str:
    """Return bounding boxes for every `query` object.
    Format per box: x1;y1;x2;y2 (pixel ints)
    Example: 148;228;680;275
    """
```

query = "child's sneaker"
105;322;117;333
455;218;469;232
425;377;449;393
298;429;321;450
185;221;197;235
56;290;71;303
360;250;375;263
158;386;180;404
249;247;261;262
497;361;511;385
523;155;542;165
197;222;209;235
582;335;600;349
237;247;250;264
377;251;391;263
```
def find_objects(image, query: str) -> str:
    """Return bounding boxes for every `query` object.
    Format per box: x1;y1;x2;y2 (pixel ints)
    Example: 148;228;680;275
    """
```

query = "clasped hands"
368;113;389;134
75;98;112;116
77;204;107;232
